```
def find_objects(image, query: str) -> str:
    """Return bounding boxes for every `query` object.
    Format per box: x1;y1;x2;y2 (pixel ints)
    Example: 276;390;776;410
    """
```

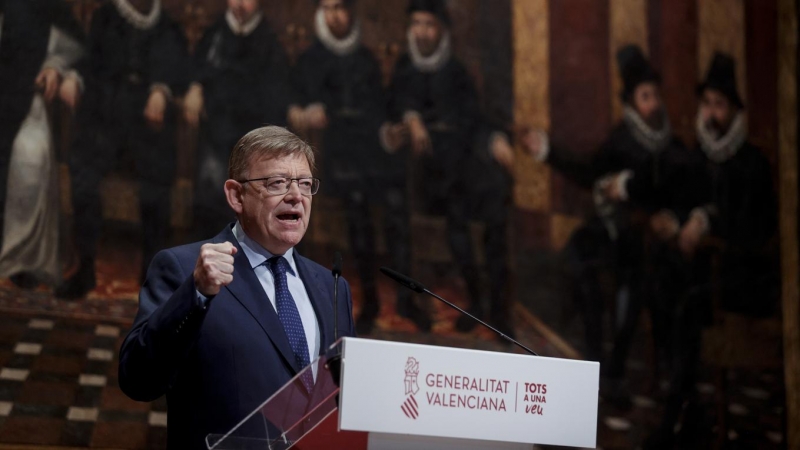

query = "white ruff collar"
407;29;451;73
225;10;263;36
112;0;161;30
314;8;361;56
623;105;672;152
696;111;747;163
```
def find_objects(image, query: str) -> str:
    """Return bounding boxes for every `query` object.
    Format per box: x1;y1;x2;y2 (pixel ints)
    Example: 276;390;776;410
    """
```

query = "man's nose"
284;180;302;201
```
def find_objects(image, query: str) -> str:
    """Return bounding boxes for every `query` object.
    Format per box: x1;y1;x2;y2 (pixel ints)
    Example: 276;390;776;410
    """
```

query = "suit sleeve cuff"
489;131;509;157
42;58;68;75
64;70;85;92
306;102;325;114
615;170;634;201
379;122;399;154
690;207;711;235
403;110;422;124
535;131;550;162
150;83;173;101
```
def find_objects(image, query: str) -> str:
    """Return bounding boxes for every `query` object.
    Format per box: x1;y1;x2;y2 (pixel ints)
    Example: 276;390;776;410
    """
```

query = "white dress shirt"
227;223;322;380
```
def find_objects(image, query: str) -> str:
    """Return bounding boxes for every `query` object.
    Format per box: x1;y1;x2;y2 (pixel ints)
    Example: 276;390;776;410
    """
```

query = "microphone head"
332;252;343;277
379;267;426;293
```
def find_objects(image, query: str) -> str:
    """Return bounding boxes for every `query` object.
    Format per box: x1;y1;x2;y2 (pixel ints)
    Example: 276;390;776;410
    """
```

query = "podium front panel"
206;342;343;450
339;337;599;448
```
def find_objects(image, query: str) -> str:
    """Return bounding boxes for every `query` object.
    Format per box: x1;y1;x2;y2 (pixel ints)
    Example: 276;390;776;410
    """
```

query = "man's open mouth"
277;213;301;222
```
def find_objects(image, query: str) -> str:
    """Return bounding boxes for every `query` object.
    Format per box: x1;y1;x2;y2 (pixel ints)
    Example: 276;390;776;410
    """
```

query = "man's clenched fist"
194;242;238;297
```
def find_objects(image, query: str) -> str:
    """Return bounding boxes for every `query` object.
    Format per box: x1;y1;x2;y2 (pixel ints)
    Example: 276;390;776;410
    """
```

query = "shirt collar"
225;9;263;36
233;221;297;276
314;7;361;56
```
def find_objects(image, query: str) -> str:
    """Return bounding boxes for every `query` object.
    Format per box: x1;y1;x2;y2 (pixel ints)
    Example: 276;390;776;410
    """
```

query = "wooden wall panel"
549;0;610;217
480;0;513;126
649;0;698;145
609;0;649;121
512;0;551;214
698;0;747;105
449;0;483;90
777;0;799;447
745;0;779;166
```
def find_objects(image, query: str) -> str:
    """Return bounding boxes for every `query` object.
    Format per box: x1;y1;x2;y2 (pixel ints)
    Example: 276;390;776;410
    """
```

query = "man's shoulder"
251;18;280;42
659;134;690;154
392;53;415;73
391;54;467;83
294;252;331;277
201;16;227;35
298;40;331;63
661;141;705;169
161;240;205;260
157;227;235;263
353;44;381;66
155;8;183;32
90;3;119;25
735;141;772;170
605;122;636;148
443;56;469;73
739;141;766;158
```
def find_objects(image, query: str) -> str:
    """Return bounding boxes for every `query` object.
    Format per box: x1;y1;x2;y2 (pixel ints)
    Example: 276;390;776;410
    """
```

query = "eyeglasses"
238;176;321;196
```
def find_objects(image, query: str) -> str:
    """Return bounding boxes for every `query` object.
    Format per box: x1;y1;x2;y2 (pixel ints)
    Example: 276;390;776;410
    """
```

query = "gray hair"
228;126;316;180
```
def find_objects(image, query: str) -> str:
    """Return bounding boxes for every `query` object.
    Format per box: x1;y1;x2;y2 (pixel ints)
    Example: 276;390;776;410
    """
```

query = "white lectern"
206;337;599;449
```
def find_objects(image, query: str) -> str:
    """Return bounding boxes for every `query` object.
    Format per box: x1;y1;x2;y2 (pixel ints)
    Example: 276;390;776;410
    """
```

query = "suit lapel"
293;252;334;356
219;228;300;374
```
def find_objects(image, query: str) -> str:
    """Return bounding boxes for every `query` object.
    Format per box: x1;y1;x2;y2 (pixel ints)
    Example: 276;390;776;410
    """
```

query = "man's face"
631;82;663;129
228;0;260;24
321;0;353;39
409;11;443;57
699;89;737;136
226;153;313;255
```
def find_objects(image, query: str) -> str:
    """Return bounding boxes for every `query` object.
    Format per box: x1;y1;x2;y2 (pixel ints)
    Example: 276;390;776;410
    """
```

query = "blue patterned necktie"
267;256;314;392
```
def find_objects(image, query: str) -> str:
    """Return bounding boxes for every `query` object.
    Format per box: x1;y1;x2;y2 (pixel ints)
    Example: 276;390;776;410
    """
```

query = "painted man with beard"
643;53;777;449
289;0;416;334
692;53;777;315
526;45;704;405
184;0;291;240
56;0;188;298
387;0;500;332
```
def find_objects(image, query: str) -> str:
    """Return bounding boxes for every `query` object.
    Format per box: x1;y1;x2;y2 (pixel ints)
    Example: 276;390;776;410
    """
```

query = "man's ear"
224;180;244;214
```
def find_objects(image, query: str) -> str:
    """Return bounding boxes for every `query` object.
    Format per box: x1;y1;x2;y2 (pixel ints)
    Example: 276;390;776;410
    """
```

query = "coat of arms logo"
401;357;420;419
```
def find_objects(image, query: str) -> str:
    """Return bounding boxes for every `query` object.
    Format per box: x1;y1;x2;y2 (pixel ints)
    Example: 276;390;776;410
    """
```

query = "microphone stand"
380;267;538;356
327;252;344;388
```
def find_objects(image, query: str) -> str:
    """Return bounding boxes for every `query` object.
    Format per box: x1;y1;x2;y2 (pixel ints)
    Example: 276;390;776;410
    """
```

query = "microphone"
380;267;538;356
327;253;345;389
332;252;343;342
332;252;343;277
379;267;424;293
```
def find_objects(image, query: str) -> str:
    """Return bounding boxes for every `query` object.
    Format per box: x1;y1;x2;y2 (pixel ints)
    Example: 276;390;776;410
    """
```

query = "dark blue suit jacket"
119;225;356;449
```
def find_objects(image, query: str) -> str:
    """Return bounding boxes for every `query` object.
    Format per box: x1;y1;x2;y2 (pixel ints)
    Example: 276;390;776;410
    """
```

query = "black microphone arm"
332;252;343;342
379;267;538;356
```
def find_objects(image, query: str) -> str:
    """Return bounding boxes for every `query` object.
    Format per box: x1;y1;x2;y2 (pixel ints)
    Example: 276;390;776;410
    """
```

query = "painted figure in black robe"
644;53;778;449
463;122;515;333
0;0;83;251
56;0;188;298
388;0;500;331
0;0;84;288
526;45;706;405
184;0;291;239
289;0;417;333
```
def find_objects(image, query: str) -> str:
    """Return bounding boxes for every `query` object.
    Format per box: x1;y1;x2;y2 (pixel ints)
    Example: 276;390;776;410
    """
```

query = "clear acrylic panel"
206;339;343;450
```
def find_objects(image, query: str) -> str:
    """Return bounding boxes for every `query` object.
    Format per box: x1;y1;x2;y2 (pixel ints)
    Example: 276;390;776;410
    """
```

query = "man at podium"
118;126;357;449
